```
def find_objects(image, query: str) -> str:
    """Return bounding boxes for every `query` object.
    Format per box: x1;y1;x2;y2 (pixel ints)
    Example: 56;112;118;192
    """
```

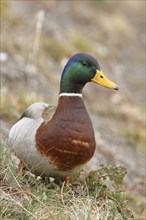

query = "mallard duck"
8;53;118;182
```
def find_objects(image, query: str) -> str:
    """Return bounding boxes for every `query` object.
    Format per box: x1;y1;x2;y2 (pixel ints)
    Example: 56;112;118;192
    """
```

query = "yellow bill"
91;70;119;90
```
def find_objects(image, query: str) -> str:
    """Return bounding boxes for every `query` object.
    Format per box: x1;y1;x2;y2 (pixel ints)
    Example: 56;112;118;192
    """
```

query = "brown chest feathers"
36;96;96;171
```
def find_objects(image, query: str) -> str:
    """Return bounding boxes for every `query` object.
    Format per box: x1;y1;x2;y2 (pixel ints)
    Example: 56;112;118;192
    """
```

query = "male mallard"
8;53;118;181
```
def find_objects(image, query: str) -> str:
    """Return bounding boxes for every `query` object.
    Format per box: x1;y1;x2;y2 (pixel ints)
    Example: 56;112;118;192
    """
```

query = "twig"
7;165;23;191
60;181;65;206
32;10;45;63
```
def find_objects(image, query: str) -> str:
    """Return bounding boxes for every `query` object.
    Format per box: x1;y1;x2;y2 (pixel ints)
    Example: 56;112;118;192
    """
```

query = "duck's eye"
82;61;89;67
100;75;103;78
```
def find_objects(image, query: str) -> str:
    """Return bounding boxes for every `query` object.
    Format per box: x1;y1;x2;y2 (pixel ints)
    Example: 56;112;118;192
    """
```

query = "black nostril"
114;85;119;90
100;75;103;78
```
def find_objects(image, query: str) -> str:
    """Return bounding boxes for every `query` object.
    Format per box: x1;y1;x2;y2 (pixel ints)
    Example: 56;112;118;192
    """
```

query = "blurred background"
1;1;145;218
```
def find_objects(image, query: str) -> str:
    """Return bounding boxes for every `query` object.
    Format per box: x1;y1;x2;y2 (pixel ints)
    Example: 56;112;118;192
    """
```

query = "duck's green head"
60;53;118;94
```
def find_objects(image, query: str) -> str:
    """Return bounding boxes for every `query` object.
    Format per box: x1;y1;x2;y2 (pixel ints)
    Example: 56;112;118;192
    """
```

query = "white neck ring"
59;93;82;98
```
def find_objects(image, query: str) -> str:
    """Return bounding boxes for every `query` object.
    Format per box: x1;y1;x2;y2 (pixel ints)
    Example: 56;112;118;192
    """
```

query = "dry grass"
0;142;135;220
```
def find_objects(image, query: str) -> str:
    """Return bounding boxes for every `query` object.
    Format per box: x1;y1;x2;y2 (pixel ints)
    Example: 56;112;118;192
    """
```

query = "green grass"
0;143;134;220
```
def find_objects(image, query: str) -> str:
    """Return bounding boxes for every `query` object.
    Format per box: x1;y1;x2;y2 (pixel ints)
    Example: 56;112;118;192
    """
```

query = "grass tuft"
0;143;134;220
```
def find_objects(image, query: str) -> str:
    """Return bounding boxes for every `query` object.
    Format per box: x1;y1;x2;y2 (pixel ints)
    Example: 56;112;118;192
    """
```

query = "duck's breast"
36;96;96;172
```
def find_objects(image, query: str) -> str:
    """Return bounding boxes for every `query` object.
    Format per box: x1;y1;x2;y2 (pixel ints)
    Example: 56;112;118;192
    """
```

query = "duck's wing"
8;102;56;158
20;102;56;122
